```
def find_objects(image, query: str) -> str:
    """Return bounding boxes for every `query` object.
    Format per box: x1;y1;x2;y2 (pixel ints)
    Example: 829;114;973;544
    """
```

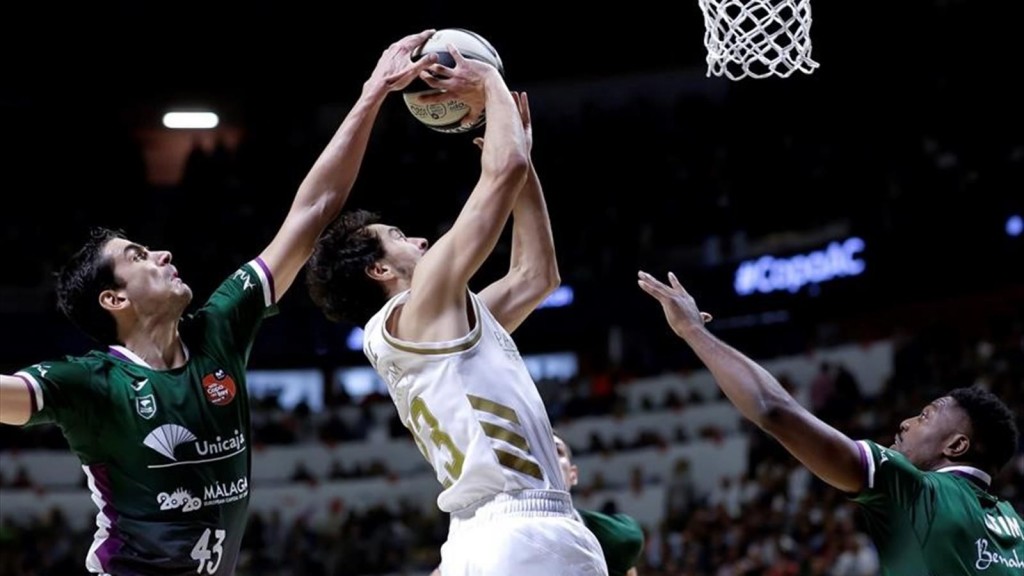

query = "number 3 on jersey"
191;528;226;574
409;396;466;487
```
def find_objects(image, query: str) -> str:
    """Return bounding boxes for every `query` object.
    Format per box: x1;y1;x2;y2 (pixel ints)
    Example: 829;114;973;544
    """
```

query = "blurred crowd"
2;305;1021;575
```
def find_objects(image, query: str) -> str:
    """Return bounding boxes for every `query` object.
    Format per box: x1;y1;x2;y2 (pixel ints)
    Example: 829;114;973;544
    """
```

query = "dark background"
2;0;1022;373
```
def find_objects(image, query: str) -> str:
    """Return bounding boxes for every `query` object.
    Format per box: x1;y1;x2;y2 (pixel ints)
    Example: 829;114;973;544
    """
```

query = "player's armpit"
0;374;34;425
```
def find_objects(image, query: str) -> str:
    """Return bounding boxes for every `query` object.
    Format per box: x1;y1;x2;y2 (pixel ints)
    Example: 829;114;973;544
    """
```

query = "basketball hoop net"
699;0;819;80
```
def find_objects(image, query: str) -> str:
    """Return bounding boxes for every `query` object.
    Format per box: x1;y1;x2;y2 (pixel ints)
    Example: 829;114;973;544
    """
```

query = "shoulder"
21;352;107;377
857;439;912;469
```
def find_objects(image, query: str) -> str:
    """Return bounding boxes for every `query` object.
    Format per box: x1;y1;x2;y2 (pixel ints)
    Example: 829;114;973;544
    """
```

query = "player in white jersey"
363;291;568;511
305;44;607;576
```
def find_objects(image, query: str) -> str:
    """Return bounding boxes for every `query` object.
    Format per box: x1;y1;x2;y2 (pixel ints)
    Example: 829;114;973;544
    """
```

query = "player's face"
553;435;578;489
369;224;429;281
104;238;192;315
892;396;970;469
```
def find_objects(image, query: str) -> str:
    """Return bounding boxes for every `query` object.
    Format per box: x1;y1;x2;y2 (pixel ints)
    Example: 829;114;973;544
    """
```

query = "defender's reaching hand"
637;270;713;339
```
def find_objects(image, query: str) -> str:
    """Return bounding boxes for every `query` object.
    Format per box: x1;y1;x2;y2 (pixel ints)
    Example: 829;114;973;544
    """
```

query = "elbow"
755;394;801;434
505;154;530;189
316;188;346;223
525;256;560;296
542;267;561;295
534;271;560;303
514;265;560;304
485;151;530;190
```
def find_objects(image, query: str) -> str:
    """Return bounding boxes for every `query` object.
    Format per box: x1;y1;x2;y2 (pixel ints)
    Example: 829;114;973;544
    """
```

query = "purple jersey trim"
15;374;38;413
107;347;133;363
86;464;122;572
857;440;874;490
253;257;276;304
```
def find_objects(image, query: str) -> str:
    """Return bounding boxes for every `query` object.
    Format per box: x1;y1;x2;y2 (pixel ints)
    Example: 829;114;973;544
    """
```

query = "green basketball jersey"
577;508;644;576
15;260;277;576
854;440;1024;576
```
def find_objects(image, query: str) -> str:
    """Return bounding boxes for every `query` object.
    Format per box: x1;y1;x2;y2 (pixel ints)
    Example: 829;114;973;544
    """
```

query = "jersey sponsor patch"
158;488;203;513
157;477;250;513
143;424;247;468
202;369;237;406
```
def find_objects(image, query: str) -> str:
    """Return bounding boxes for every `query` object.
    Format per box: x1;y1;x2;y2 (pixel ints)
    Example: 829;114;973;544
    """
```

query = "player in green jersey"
0;29;440;576
553;433;645;576
637;270;1022;576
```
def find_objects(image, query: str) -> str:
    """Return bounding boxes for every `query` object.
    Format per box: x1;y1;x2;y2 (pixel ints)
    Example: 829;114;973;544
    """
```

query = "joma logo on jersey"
202;369;237;406
143;424;247;469
232;269;256;291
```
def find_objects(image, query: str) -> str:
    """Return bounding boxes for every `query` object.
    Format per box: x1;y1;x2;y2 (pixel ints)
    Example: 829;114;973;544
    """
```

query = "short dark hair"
306;209;388;326
55;227;125;345
948;386;1019;474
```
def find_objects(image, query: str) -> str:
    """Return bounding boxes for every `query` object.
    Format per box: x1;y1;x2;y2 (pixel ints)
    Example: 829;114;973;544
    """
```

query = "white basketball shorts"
439;489;608;576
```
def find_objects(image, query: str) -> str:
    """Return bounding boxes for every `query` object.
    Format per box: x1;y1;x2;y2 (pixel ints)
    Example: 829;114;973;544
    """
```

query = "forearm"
676;326;796;430
508;162;558;286
291;82;389;219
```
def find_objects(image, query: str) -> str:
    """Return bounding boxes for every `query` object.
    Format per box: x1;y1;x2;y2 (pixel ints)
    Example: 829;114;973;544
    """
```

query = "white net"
699;0;818;80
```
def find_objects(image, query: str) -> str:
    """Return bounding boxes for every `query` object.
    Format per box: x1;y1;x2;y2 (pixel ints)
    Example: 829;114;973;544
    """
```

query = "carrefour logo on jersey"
143;424;247;469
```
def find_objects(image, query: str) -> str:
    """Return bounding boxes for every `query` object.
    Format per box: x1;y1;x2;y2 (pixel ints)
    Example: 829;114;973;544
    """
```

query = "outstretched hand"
473;91;532;153
637;270;713;339
369;29;439;93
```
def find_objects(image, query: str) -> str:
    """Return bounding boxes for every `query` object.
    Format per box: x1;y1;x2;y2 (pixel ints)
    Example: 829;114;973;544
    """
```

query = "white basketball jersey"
363;290;567;512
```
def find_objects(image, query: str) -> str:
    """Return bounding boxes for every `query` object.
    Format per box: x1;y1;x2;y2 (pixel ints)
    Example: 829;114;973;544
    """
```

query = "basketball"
402;28;504;134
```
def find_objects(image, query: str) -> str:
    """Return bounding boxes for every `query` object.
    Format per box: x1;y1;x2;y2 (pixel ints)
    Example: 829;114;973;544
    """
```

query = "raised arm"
637;270;865;493
397;46;529;342
478;92;560;333
0;375;32;425
257;29;438;300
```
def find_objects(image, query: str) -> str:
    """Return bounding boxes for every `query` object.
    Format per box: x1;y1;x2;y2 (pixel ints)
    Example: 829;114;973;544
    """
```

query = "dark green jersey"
15;260;277;576
853;440;1024;576
578;508;644;576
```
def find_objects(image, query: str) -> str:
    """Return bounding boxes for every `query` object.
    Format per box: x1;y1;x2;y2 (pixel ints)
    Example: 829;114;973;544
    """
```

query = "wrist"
360;79;390;102
481;68;507;90
677;322;709;342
